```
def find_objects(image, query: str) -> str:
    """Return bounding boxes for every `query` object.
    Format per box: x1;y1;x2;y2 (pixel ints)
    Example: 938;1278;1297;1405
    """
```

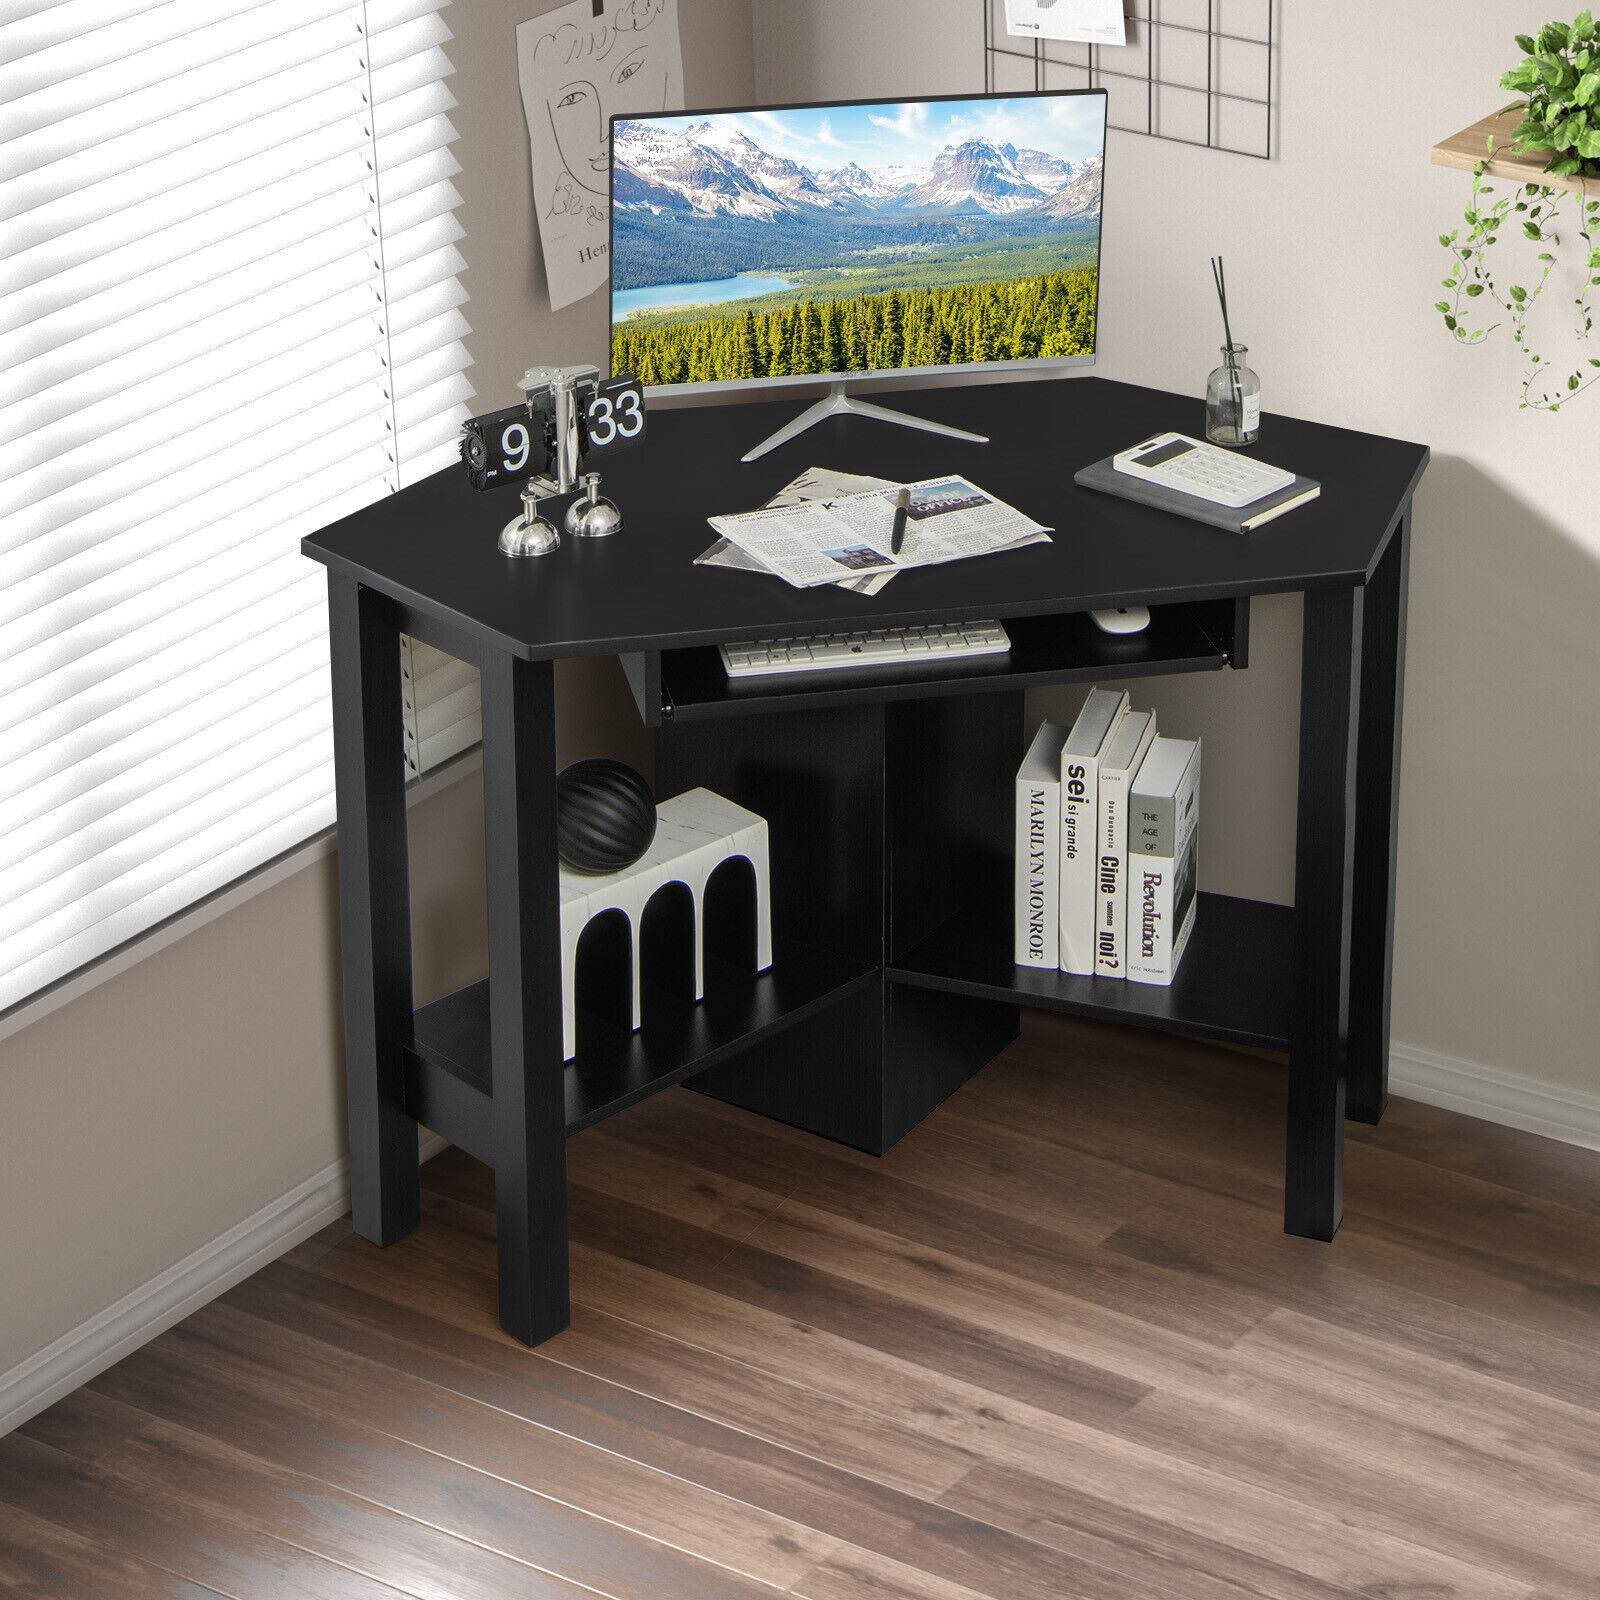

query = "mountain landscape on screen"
609;96;1106;386
613;122;1100;220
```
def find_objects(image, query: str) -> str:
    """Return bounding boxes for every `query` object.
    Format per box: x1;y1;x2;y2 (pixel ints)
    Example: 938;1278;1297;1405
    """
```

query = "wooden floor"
6;1014;1600;1600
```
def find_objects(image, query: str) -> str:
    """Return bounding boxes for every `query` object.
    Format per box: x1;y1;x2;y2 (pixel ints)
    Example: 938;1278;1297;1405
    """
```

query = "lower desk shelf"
405;941;873;1157
405;894;1290;1163
888;891;1293;1052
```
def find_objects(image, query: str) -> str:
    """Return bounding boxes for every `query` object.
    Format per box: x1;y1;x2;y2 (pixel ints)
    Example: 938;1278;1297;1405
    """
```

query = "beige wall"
752;1;1600;1095
0;0;754;1378
0;778;488;1370
453;0;756;775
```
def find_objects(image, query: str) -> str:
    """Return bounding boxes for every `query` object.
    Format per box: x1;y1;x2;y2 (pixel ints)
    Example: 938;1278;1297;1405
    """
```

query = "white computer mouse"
1089;606;1151;635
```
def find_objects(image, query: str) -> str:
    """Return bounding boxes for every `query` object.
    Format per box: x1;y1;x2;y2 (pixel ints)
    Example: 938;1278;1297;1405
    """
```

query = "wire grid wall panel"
983;0;1274;159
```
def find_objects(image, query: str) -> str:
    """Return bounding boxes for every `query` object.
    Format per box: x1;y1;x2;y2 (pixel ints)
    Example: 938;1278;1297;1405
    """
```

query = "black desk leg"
1347;513;1411;1124
1286;585;1363;1240
327;576;419;1246
479;650;569;1346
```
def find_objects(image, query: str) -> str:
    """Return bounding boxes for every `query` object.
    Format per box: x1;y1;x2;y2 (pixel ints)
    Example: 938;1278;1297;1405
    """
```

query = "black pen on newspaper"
889;487;910;555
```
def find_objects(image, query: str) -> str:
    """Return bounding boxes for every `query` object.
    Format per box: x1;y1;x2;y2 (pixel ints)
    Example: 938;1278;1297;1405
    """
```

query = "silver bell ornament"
564;472;623;538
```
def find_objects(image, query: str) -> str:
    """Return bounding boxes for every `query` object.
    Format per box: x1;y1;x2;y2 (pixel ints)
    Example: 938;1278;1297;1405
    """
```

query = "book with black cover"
1075;455;1321;532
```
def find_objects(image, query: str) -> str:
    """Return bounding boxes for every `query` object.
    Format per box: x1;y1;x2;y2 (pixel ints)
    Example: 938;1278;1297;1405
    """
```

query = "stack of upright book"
1014;688;1201;986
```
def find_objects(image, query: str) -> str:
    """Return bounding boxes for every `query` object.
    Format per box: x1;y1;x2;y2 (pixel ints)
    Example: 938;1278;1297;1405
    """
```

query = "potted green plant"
1435;14;1600;409
1502;14;1600;176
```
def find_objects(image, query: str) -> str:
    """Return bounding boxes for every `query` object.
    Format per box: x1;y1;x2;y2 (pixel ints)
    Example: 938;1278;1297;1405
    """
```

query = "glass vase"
1205;344;1261;447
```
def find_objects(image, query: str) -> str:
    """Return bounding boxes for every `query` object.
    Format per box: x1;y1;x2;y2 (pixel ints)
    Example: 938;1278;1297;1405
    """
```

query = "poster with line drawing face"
517;0;684;311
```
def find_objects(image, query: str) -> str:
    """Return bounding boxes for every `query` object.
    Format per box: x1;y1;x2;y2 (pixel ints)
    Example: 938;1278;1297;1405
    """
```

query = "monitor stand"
740;382;989;463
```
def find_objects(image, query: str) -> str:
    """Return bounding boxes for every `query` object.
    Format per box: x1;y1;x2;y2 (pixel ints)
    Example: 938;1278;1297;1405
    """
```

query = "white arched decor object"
559;789;771;1059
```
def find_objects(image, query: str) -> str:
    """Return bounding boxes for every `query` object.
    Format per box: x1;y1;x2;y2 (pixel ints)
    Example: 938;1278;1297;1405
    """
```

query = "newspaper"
704;472;1051;591
696;467;898;595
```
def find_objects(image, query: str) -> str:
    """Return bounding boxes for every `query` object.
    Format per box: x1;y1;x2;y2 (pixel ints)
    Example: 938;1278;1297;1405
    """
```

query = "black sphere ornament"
555;759;657;875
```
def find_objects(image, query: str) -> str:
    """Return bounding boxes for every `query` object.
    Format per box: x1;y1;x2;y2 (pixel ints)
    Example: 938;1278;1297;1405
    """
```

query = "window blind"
0;0;480;1012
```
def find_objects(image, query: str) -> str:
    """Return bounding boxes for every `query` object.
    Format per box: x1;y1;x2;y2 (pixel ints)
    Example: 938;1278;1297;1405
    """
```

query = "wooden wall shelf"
1432;103;1600;197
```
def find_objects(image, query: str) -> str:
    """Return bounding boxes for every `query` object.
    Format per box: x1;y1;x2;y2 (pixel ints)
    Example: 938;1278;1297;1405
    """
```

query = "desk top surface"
302;376;1428;661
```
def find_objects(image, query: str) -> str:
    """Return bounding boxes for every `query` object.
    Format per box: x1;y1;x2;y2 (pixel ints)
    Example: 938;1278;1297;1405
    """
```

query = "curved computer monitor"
609;89;1107;456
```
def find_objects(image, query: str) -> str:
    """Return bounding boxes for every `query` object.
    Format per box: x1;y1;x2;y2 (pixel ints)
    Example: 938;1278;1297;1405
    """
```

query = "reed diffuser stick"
1211;254;1244;433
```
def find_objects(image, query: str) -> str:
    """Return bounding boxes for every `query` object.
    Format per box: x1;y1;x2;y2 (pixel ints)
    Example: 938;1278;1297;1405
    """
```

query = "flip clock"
459;364;647;557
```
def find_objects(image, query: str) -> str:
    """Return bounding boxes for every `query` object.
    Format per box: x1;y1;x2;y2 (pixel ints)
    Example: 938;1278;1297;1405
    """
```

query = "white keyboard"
720;619;1010;678
1113;431;1296;509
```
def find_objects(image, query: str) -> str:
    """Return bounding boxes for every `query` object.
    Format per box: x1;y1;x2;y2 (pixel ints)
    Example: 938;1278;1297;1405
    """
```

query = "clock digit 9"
460;403;551;490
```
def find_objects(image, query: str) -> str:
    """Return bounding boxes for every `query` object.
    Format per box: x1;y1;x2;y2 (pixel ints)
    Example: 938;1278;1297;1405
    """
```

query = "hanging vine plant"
1435;14;1600;410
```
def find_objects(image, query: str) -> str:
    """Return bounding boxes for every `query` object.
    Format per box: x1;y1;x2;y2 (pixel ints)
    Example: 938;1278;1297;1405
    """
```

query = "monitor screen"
609;90;1106;393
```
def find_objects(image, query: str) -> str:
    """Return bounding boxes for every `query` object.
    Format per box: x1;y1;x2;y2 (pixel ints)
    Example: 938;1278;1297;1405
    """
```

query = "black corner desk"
302;376;1428;1346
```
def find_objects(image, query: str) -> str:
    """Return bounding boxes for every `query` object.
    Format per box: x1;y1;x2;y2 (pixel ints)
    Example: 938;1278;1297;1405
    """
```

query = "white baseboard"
1389;1040;1600;1153
0;1133;447;1440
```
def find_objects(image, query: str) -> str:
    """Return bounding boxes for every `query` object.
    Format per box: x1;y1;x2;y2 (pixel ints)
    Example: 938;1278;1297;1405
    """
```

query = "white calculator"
1113;432;1296;509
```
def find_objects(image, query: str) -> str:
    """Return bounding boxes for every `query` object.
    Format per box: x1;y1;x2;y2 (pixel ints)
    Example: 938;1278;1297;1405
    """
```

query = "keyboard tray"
620;600;1247;726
